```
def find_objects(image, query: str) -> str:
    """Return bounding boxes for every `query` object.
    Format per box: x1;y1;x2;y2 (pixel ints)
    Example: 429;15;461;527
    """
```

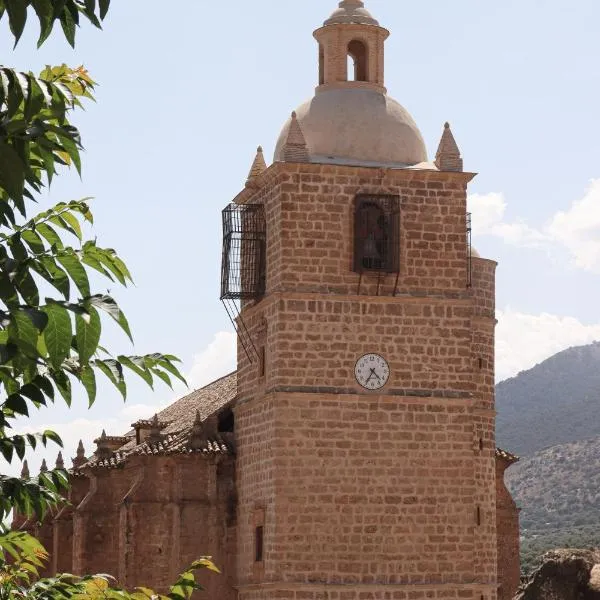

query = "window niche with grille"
220;202;266;362
353;195;400;274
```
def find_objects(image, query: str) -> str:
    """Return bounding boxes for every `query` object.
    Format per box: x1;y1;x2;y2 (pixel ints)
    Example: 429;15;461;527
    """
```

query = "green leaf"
33;256;70;298
20;382;46;407
21;229;46;255
0;343;18;365
37;223;63;249
94;358;126;399
76;306;100;364
119;355;153;388
43;303;72;370
41;429;63;447
80;364;96;406
60;209;83;240
99;0;110;19
87;295;133;342
5;394;28;416
57;252;90;297
5;0;27;46
9;309;44;358
50;369;71;405
32;0;55;46
59;2;76;47
157;356;187;386
0;142;25;202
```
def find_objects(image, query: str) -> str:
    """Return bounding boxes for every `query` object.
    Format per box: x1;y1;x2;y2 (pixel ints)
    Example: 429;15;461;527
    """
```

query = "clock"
355;353;390;390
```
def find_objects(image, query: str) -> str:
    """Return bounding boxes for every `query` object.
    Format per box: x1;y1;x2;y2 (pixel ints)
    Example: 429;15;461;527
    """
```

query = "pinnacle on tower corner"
434;122;464;172
246;146;267;186
282;112;310;163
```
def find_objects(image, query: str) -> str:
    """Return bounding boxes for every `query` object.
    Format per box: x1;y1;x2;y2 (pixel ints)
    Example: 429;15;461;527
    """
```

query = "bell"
363;233;380;260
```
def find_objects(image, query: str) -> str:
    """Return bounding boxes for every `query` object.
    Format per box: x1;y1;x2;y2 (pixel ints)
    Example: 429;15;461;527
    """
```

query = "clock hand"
370;368;382;381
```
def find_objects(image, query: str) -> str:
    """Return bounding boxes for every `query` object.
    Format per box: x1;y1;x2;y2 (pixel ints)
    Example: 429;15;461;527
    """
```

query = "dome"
324;0;379;26
274;89;428;167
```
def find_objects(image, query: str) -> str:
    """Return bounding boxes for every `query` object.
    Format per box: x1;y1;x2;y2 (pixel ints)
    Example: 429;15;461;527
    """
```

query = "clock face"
355;354;390;390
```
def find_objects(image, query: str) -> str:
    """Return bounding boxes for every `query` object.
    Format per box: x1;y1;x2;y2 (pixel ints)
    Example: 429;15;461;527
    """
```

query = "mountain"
496;341;600;573
496;342;600;456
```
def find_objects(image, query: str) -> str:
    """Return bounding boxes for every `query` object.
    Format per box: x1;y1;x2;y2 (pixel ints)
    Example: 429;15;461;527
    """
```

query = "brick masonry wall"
235;395;277;586
64;456;235;597
496;461;520;600
235;163;499;599
72;469;132;577
53;475;90;574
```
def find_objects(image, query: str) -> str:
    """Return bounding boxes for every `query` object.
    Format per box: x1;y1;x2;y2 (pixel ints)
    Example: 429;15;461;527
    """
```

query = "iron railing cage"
466;212;473;288
220;203;266;301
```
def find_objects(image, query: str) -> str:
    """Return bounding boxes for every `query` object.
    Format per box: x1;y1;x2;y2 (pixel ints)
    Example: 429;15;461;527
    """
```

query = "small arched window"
354;195;400;273
347;40;368;82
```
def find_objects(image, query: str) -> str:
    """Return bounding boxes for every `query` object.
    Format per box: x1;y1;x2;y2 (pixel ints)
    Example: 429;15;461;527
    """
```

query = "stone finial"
324;0;379;26
246;146;268;186
283;112;310;163
189;410;207;451
40;459;48;473
148;414;163;444
434;122;463;172
95;430;111;459
21;460;30;479
55;452;65;470
72;440;87;469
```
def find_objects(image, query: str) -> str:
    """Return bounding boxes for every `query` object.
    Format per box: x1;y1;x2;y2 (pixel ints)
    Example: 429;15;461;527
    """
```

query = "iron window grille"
353;195;400;274
220;203;266;301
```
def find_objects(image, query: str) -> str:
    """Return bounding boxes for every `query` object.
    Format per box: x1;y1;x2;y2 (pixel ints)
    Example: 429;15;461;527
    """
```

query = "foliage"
0;59;185;520
0;0;188;564
520;526;600;576
0;530;219;599
0;0;110;48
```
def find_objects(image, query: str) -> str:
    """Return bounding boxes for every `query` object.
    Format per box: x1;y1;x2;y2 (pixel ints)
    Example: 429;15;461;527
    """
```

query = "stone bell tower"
223;1;499;598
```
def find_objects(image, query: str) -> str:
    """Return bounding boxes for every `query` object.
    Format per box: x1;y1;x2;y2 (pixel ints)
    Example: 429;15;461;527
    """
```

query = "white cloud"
546;179;600;270
187;331;236;389
496;308;600;381
468;192;548;247
468;179;600;271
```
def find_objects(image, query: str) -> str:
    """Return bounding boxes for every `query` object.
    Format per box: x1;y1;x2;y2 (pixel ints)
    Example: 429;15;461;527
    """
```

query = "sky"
2;0;600;475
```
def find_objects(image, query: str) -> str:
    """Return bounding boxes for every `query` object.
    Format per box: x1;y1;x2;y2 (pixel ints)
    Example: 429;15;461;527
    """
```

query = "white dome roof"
274;89;428;167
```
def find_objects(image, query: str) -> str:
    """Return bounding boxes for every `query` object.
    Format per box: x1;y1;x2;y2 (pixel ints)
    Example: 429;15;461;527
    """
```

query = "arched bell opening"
347;39;368;82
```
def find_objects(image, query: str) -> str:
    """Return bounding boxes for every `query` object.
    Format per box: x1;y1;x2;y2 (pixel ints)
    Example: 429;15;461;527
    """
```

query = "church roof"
147;371;237;436
86;373;237;470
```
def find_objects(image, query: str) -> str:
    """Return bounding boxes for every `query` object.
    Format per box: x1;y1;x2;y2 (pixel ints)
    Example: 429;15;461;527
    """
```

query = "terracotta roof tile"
496;447;519;465
82;373;237;471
